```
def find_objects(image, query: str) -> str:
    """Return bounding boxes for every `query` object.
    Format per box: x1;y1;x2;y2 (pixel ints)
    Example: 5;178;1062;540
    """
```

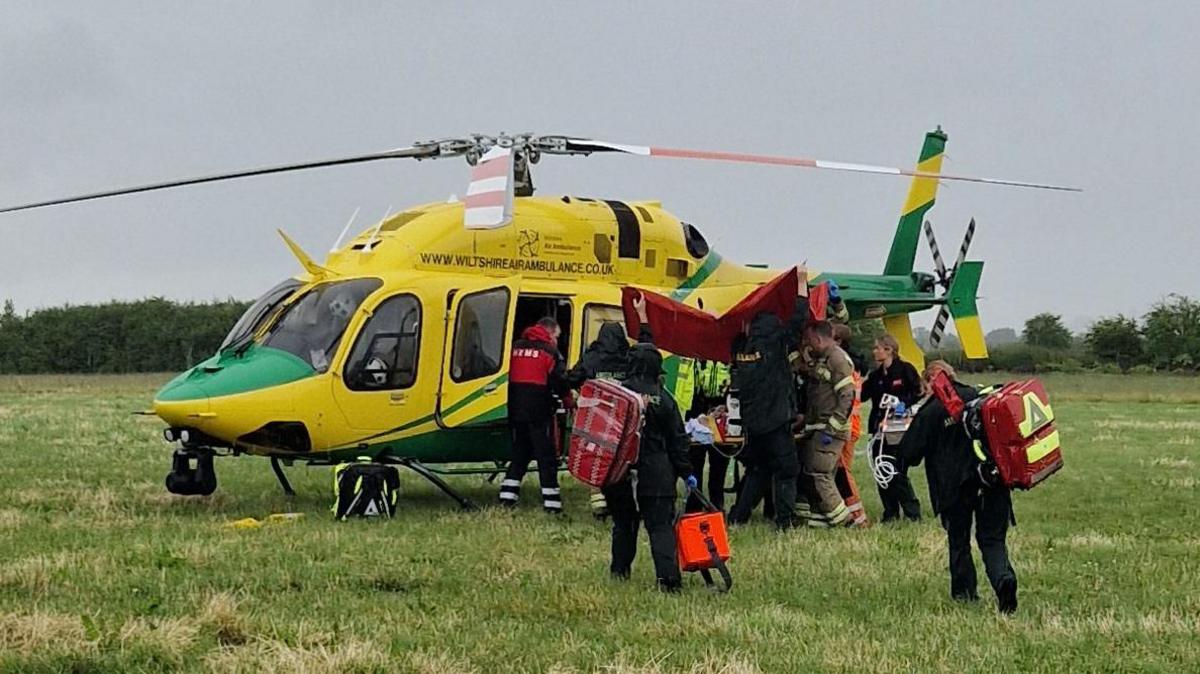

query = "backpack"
568;379;644;487
332;462;400;520
931;372;1063;490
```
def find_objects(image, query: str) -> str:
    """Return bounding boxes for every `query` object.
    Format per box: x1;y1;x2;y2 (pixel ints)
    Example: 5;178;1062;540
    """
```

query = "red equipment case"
978;379;1063;490
568;379;644;488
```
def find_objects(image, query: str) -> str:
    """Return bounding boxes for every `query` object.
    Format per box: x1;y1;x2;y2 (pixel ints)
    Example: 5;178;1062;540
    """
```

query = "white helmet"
364;357;388;386
328;293;356;321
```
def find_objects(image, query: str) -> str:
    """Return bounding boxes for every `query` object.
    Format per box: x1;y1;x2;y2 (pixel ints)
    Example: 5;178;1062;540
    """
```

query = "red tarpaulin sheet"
621;267;829;363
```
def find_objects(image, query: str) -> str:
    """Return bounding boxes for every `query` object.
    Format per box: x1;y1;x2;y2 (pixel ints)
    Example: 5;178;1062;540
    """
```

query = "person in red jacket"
500;317;570;513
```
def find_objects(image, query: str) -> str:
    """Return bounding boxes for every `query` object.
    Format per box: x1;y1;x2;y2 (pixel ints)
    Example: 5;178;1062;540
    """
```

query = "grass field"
1;372;1198;673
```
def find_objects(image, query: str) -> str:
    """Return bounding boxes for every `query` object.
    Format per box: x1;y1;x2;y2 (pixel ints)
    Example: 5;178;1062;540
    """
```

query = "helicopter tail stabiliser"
944;260;987;359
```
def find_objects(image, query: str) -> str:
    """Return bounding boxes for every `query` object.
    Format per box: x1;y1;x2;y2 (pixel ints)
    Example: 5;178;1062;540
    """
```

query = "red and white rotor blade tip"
565;139;1080;192
463;147;514;229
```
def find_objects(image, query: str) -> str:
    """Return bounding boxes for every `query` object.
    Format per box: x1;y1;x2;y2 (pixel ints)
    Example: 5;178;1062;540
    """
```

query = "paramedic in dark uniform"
500;317;570;513
862;333;923;522
895;360;1018;614
604;295;696;591
566;320;634;518
727;278;810;530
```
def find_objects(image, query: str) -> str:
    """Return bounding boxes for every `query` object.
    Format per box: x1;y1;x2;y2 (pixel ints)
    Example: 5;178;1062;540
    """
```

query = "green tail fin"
884;128;948;275
946;260;987;359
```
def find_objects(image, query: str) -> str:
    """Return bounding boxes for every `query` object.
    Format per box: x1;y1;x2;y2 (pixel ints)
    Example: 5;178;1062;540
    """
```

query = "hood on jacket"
748;311;782;340
522;324;556;345
590;322;630;356
627;343;663;382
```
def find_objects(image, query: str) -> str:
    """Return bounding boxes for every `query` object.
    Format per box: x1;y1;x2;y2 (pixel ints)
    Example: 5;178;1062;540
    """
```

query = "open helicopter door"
436;276;521;429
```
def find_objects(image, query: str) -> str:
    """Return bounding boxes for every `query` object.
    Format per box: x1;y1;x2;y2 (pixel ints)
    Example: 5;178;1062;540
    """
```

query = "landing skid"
271;456;296;497
386;458;479;512
268;455;477;511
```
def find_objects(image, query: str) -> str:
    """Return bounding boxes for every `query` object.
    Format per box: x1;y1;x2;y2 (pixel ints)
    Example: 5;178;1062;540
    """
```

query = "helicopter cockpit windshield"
262;278;382;372
220;278;304;352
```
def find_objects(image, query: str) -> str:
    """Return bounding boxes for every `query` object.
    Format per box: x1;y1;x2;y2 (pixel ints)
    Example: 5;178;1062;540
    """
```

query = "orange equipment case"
676;488;732;591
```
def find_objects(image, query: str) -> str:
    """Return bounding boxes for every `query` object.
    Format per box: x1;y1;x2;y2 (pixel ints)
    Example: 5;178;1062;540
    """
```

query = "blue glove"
685;475;699;491
820;433;833;446
893;402;907;416
827;280;841;302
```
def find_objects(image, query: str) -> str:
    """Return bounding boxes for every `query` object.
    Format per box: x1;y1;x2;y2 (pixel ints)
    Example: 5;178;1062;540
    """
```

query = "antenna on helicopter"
331;206;360;253
362;205;392;252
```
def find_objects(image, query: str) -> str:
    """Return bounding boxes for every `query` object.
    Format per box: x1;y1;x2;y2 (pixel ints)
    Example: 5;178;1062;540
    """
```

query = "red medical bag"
568;379;644;488
676;489;732;591
930;372;1063;490
976;379;1063;490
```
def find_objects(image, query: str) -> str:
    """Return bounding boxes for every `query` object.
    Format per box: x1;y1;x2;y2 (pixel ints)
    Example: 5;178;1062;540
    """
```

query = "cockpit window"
682;222;710;258
262;278;382;372
220;278;303;352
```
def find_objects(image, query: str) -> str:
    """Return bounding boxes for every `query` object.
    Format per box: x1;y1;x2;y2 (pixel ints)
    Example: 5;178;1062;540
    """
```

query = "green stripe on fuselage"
671;251;723;301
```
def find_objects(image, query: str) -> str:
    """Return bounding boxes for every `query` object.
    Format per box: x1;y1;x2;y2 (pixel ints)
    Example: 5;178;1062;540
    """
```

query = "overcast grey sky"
2;2;1196;333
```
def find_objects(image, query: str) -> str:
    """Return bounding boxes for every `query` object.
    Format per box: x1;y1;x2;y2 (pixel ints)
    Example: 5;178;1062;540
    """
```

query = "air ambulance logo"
517;229;541;258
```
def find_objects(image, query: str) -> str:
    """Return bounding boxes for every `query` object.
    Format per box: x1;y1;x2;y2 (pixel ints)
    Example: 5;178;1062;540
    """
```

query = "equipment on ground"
676;487;732;592
332;461;401;520
0;127;1077;507
568;379;644;488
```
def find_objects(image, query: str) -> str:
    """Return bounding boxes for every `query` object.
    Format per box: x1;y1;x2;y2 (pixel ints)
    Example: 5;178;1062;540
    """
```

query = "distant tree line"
1;294;1196;375
0;298;249;374
929;295;1200;375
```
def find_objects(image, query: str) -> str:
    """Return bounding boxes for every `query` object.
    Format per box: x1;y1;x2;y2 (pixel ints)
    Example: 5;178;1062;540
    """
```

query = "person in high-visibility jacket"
833;323;868;527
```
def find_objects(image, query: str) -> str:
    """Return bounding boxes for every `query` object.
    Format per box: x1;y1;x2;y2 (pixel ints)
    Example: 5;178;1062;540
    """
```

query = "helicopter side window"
450;287;509;382
344;294;421;391
583;304;625;346
682;222;710;259
263;278;382;372
219;278;303;352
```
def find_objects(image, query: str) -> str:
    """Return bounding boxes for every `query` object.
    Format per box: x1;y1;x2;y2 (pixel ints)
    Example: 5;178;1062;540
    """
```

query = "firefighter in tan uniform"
795;320;858;527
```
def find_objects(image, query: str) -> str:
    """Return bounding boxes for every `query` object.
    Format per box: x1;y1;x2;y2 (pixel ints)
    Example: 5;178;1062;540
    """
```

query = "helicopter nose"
153;345;316;429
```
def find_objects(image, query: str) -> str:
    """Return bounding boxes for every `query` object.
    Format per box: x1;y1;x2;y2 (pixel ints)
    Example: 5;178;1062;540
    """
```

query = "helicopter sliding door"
331;290;432;432
436;277;520;429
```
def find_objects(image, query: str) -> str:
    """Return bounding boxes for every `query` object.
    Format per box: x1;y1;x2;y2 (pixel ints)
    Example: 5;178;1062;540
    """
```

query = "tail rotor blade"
923;220;949;286
0;145;439;215
951;218;977;275
553;138;1081;192
929;305;951;348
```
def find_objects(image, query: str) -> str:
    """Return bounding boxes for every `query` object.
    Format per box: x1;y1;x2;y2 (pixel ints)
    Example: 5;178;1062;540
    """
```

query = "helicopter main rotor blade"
0;145;438;214
559;139;1081;192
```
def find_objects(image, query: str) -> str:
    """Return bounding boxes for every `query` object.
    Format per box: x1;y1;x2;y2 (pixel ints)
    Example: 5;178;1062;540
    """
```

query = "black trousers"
878;467;922;521
602;477;681;587
501;420;561;509
685;444;730;512
728;424;798;529
939;486;1016;601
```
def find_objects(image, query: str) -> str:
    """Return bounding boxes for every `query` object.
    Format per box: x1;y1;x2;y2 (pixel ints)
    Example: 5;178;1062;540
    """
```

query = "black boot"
996;576;1018;615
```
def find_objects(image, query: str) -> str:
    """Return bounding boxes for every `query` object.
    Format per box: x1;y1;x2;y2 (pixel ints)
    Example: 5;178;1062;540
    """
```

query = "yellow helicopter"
0;129;1076;506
